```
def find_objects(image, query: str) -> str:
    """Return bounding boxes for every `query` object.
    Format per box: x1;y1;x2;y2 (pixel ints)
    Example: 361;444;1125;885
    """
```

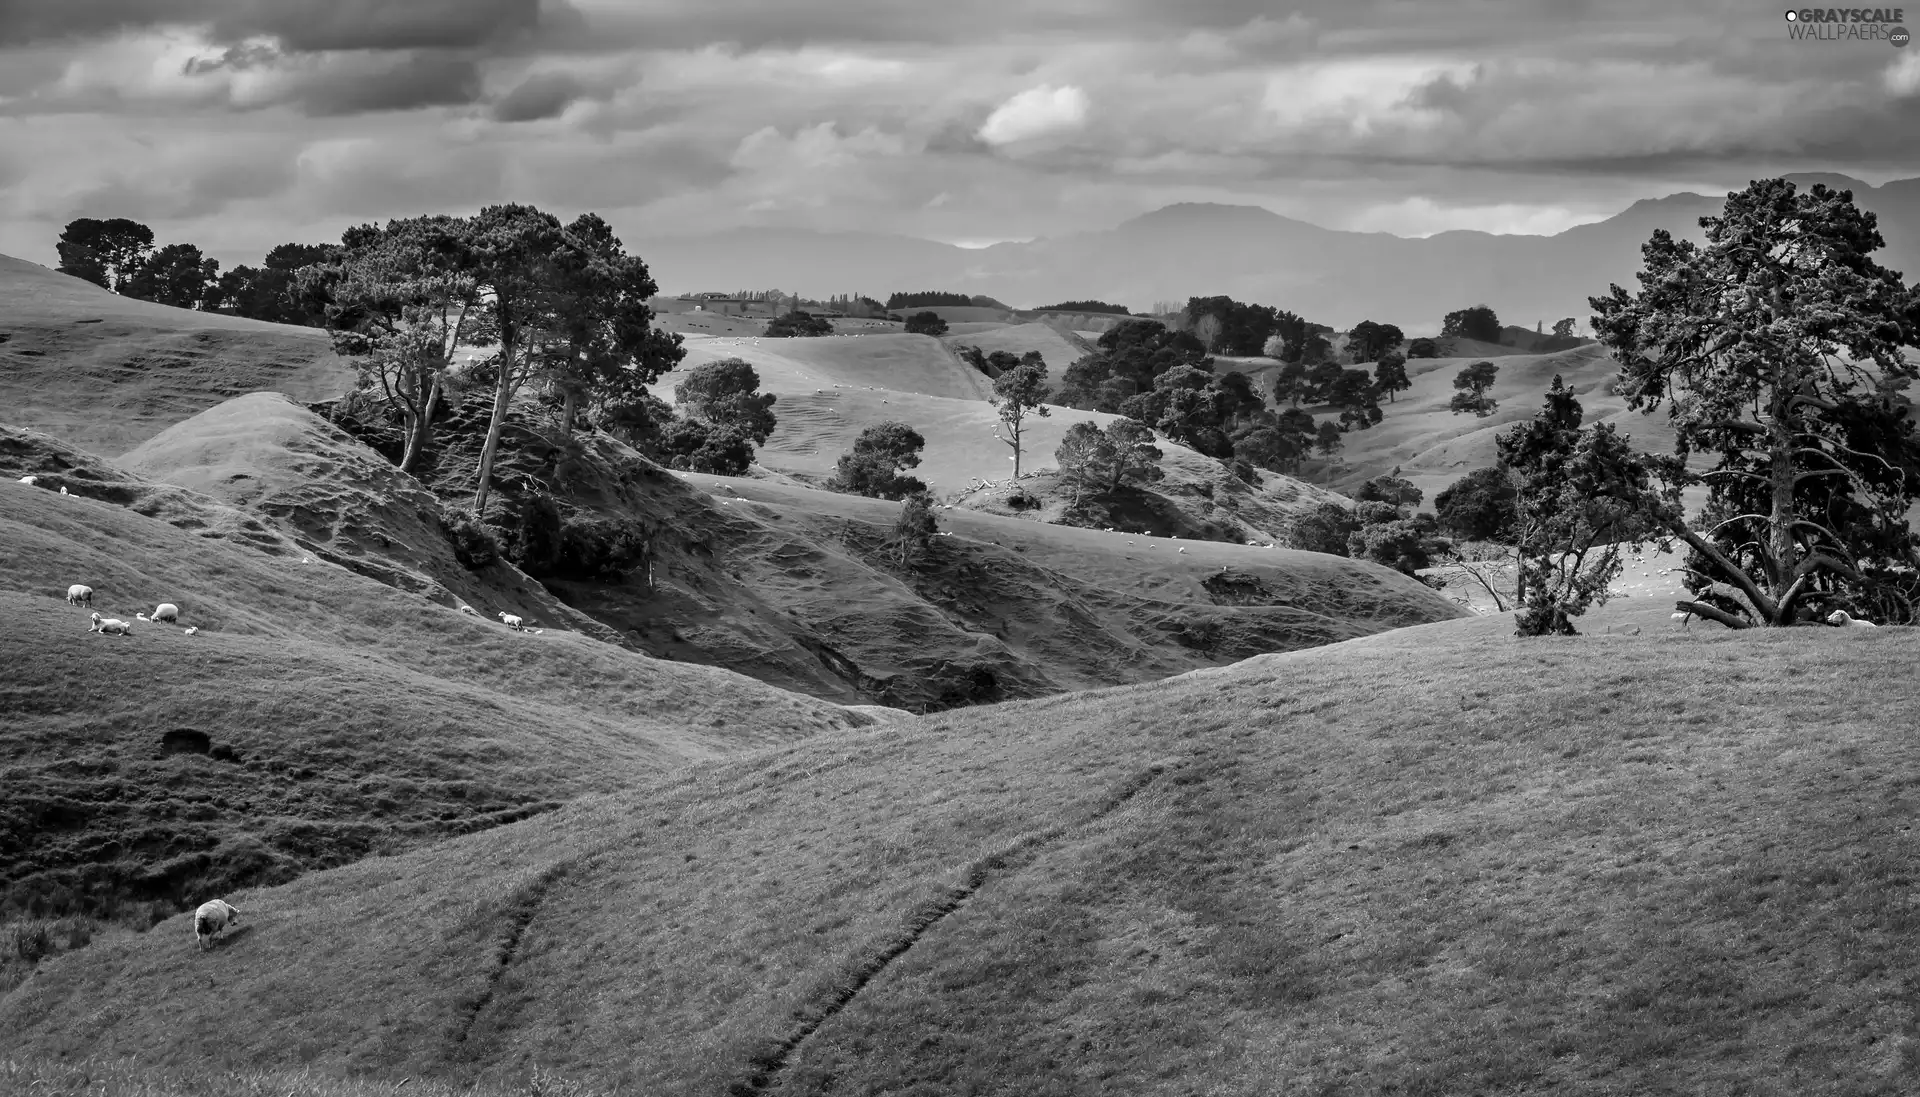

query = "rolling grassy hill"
0;446;871;934
0;255;354;457
6;616;1916;1095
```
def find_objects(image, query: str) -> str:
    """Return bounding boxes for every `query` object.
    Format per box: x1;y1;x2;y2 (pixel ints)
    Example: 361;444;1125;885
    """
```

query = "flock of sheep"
65;583;197;637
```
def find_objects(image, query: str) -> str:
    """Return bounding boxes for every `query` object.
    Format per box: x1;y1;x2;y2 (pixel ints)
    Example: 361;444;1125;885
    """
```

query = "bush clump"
440;507;502;569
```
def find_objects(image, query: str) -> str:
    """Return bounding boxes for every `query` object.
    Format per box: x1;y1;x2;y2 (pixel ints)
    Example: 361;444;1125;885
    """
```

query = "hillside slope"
0;254;354;456
0;448;869;922
8;620;1917;1095
118;392;607;629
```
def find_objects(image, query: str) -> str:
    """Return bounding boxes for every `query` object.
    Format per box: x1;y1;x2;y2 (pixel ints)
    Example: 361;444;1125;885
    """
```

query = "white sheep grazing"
88;612;131;635
193;898;240;951
143;603;180;624
66;584;93;608
183;626;199;635
499;612;524;630
458;604;479;617
18;475;36;485
1828;610;1879;628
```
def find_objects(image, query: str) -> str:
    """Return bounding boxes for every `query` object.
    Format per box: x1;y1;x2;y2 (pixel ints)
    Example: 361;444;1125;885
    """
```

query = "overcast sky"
3;0;1918;269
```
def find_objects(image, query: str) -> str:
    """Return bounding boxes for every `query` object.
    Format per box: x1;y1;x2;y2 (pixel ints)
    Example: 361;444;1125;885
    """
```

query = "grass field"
7;616;1916;1095
0;255;354;457
0;458;868;931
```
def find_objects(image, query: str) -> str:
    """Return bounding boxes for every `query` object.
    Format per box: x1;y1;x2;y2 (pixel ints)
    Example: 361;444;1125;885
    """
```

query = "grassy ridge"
0;254;353;457
6;618;1915;1095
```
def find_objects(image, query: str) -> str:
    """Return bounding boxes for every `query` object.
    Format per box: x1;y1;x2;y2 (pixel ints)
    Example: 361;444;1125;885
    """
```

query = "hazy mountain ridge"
638;174;1920;333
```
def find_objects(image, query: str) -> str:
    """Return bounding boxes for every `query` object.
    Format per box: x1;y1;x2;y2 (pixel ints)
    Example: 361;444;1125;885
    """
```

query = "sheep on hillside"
499;612;525;630
193;898;240;951
66;584;93;608
183;626;199;635
18;475;36;485
88;613;131;635
1828;610;1879;628
458;604;480;617
137;603;180;624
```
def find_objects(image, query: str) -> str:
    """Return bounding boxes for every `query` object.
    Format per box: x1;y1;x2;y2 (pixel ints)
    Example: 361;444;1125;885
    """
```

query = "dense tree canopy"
1346;320;1405;363
1497;376;1680;636
1591;176;1920;627
1058;319;1210;413
833;421;929;500
903;311;948;336
1442;304;1502;343
1434;467;1519;542
1407;338;1440;359
121;242;220;310
765;310;834;337
1036;300;1131;315
1185;296;1280;357
55;217;154;292
1449;361;1500;417
1373;352;1411;403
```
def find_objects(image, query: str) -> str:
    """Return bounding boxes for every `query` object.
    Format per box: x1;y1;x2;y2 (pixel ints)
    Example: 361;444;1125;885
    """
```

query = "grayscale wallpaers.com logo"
1784;7;1910;44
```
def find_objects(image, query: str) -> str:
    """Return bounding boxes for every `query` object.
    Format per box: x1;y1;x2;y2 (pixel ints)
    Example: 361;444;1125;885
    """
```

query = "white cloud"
1885;53;1920;98
1343;196;1609;238
1261;57;1478;138
729;122;910;172
976;84;1089;145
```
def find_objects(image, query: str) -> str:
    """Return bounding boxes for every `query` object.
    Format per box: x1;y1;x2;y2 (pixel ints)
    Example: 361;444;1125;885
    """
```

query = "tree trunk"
560;386;579;442
1764;389;1799;623
399;372;443;474
473;348;516;514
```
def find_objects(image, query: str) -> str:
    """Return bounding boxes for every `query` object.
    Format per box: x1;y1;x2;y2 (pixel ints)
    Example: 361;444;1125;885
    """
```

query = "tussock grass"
6;619;1916;1095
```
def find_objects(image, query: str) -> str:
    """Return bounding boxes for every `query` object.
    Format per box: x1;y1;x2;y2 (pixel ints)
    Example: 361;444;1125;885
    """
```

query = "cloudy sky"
3;0;1919;270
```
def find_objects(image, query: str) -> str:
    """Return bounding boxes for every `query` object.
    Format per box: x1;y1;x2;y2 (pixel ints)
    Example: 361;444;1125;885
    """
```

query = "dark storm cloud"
0;0;574;52
490;71;585;123
287;53;486;116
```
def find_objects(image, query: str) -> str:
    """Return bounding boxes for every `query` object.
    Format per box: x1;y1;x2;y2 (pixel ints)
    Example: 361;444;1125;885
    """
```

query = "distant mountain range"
633;173;1920;337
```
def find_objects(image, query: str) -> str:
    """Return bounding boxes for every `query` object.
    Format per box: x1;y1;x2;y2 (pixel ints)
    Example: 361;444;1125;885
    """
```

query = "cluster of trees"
904;311;948;336
831;422;928;499
1441;304;1502;344
1035;300;1131;315
55;217;336;322
1273;357;1406;422
885;291;1007;310
311;204;692;509
1345;320;1405;363
765;310;834;337
821;293;890;318
1408;180;1920;634
1407;337;1441;358
1056;317;1361;477
1185;296;1282;357
955;346;1043;381
1283;475;1449;578
1055;419;1165;504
